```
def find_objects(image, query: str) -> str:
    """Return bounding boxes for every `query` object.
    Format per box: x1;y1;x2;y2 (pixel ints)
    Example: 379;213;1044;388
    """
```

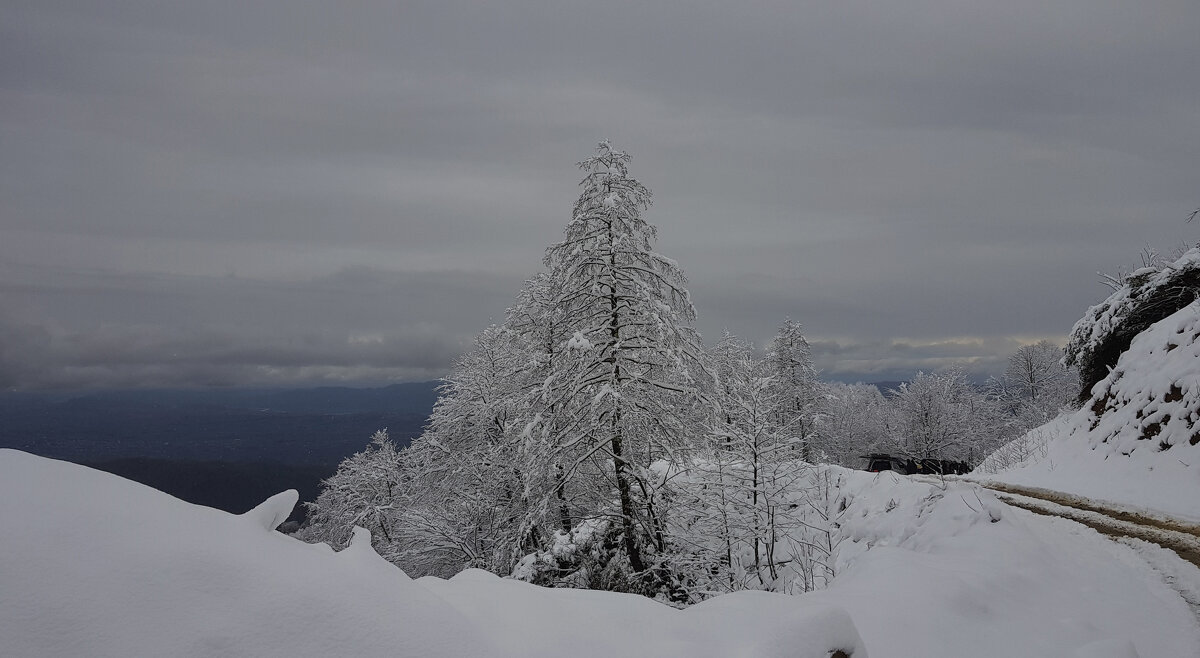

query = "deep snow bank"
0;449;499;657
977;302;1200;520
2;450;1196;657
0;449;863;658
424;569;862;658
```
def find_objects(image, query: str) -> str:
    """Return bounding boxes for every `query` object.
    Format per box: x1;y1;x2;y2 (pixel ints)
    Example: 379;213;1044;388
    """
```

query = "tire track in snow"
1114;537;1200;627
976;481;1200;539
988;489;1200;624
987;491;1200;569
908;475;1200;621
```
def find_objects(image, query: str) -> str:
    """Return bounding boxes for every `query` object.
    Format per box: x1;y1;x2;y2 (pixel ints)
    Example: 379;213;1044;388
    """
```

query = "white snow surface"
978;303;1200;521
3;449;1198;657
565;330;593;351
0;449;863;657
815;469;1199;657
0;449;498;657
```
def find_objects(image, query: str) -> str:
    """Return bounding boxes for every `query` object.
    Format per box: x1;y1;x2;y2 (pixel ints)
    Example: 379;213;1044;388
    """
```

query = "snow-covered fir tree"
302;324;538;577
766;319;821;460
304;143;713;592
529;141;707;587
503;272;577;536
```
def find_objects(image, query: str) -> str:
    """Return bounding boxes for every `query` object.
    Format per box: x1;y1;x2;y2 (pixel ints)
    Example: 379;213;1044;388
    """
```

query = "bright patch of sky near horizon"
1;1;1197;389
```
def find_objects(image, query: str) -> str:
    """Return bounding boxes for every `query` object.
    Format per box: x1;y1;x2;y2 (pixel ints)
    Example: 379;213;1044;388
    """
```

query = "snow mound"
0;450;866;658
687;594;862;658
979;302;1200;519
0;449;499;657
243;488;299;530
422;569;866;658
1073;638;1140;658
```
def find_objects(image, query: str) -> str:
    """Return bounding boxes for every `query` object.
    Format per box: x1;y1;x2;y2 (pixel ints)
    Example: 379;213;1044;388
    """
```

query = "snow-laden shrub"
972;414;1064;474
659;461;846;603
512;517;678;600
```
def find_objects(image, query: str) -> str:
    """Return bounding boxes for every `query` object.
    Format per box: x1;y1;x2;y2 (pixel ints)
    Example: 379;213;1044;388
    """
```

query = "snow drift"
2;449;1196;657
0;449;500;657
0;449;864;657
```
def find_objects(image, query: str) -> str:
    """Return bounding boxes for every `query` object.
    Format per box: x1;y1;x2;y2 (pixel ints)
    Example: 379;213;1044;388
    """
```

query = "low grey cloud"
1;1;1197;389
0;264;518;388
807;337;1029;384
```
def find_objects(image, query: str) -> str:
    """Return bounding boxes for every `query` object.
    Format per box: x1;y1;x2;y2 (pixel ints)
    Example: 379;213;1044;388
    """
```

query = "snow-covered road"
977;480;1200;626
980;481;1200;568
979;480;1200;548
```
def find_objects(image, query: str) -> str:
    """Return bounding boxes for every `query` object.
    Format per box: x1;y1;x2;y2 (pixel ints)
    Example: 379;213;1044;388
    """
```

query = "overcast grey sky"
2;1;1197;389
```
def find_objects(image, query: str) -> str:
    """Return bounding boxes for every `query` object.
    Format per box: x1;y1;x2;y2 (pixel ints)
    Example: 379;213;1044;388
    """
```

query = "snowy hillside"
977;302;1200;520
3;449;1197;657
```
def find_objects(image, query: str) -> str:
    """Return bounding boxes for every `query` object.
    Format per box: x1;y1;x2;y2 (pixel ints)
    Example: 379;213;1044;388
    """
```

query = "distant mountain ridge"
869;380;906;396
0;382;440;464
2;381;439;415
0;382;441;518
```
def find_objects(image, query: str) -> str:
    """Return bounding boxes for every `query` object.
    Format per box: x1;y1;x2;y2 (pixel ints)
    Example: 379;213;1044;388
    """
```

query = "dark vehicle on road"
862;453;972;475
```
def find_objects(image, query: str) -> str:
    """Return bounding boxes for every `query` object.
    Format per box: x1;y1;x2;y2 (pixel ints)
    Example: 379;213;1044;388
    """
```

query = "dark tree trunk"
555;465;572;534
612;424;646;573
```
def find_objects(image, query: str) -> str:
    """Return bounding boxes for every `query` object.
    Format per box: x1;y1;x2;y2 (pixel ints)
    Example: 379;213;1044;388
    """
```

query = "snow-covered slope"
3;449;1197;657
0;449;864;658
0;449;500;657
978;302;1200;520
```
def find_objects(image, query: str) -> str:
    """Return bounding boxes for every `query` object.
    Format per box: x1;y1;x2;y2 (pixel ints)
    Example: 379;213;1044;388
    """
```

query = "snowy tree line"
298;143;1078;601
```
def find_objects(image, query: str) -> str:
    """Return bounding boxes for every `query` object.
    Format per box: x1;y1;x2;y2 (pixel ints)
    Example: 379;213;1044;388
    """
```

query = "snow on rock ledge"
1082;300;1200;456
1065;248;1200;396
